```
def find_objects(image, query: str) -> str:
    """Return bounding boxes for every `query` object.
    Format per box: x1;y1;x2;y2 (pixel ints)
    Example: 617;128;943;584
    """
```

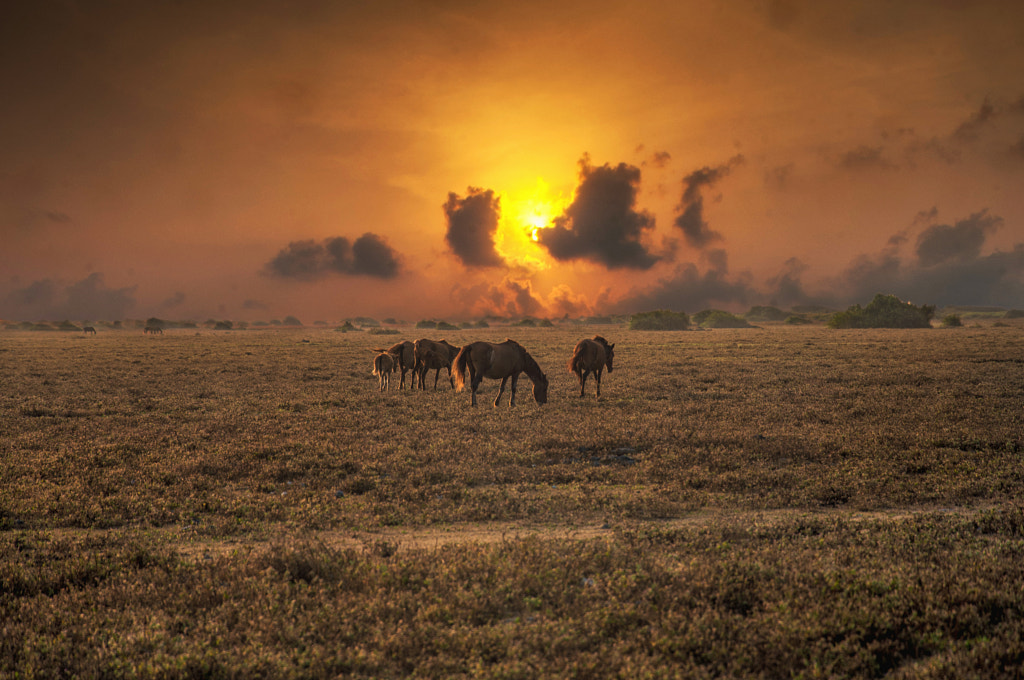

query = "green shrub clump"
435;321;459;331
629;310;690;330
415;320;437;329
828;294;935;329
941;314;963;328
745;306;788;322
695;310;752;329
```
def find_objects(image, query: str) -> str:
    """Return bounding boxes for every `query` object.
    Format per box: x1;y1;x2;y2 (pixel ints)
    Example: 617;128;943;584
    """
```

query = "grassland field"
2;323;1023;677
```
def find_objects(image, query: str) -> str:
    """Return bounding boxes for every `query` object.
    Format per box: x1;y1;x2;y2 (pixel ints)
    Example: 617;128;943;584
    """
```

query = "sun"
493;179;567;269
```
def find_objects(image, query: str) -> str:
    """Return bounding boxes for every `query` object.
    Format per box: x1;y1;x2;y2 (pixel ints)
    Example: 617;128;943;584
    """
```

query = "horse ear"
610;343;615;349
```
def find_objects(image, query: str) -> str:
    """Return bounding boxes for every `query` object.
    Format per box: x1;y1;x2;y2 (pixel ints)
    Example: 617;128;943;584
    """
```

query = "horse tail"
453;345;470;392
568;344;584;375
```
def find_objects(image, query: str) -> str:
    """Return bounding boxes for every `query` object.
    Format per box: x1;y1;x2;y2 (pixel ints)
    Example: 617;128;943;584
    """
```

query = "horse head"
605;343;615;373
532;372;549;404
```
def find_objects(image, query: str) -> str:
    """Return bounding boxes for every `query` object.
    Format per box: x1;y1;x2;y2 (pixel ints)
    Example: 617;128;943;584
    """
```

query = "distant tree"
57;320;81;331
213;320;233;330
145;317;166;330
628;310;690;331
828;294;935;329
436;321;459;331
940;314;963;328
513;318;537;327
282;315;303;327
745;306;788;322
415;320;437;329
474;319;490;328
785;315;813;325
698;311;752;328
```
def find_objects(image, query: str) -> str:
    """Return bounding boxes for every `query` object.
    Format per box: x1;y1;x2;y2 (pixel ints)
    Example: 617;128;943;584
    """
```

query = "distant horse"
453;339;548;407
143;326;163;335
371;351;396;391
569;336;615;397
413;339;461;390
82;326;97;335
374;340;415;389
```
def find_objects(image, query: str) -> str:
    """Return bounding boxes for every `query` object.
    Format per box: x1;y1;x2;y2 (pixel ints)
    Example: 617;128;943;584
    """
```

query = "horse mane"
592;335;609;348
522;348;545;383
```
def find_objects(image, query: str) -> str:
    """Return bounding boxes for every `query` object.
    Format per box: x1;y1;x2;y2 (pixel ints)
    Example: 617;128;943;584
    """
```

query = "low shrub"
628;310;690;330
828;294;935;329
941;314;963;328
745;306;788;322
697;310;753;329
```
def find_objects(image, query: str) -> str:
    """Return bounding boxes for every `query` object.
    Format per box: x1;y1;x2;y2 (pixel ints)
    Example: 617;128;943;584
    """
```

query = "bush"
745;306;788;322
828;294;935;329
629;310;690;330
213;320;233;331
436;321;459;331
941;314;963;328
282;316;303;327
367;328;400;336
1005;309;1024;319
785;315;813;325
513;318;537;327
415;320;437;329
698;310;753;329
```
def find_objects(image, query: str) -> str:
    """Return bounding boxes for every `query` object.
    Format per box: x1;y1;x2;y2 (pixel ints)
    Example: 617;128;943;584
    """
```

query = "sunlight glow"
494;179;568;270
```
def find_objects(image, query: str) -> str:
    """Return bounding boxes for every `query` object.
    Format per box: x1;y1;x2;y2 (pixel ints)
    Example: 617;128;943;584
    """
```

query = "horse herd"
371;336;615;406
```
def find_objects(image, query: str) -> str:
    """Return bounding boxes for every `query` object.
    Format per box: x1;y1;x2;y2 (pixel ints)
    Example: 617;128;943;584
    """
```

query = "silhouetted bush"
828;294;935;329
629;310;690;330
415;320;437;329
745;306;788;322
698;311;753;329
940;314;963;328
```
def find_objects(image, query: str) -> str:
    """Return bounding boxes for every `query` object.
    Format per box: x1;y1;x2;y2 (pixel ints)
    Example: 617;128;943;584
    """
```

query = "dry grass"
2;323;1024;677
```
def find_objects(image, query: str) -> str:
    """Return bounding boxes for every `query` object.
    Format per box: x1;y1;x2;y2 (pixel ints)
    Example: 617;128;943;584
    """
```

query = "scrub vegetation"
2;323;1023;677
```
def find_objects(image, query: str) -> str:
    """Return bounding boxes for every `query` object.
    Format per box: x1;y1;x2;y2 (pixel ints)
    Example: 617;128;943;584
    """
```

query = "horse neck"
522;352;543;382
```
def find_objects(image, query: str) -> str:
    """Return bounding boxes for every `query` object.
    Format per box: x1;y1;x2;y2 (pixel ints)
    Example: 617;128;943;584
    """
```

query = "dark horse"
374;340;415;389
413;339;460;390
453;339;548;407
143;325;163;335
82;326;97;335
569;336;615;397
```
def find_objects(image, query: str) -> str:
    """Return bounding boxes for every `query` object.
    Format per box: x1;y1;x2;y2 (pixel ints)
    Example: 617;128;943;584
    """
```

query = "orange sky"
2;0;1024;322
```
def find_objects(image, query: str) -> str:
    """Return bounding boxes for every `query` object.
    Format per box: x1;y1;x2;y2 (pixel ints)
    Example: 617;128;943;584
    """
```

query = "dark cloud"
674;155;745;249
831;209;1024;308
443;188;503;268
160;291;185;309
953;98;997;141
537;156;660;270
648;151;672;168
837;145;896;171
764;163;794;191
611;249;756;313
264;233;400;280
1;273;136;321
915;210;1001;267
242;299;268;310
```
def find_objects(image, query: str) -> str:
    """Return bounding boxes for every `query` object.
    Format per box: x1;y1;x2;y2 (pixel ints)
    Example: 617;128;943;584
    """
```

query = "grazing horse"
371;351;396;391
413;339;460;390
569;336;615;397
453;339;548;407
82;326;97;335
143;325;163;335
374;341;415;389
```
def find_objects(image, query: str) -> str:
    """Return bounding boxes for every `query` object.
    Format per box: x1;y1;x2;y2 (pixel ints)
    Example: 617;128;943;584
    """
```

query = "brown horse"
82;326;97;335
453;339;548;407
569;336;615;397
143;325;163;335
374;341;415;389
371;351;395;391
413;339;460;390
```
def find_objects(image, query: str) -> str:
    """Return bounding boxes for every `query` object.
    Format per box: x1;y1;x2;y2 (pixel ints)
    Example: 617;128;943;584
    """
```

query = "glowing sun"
493;179;567;269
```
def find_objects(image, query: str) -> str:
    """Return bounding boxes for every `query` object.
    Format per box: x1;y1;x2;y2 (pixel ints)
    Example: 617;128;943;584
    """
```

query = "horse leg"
494;376;508;407
432;368;441;391
509;374;519;407
470;374;483;407
595;368;602;397
579;370;589;397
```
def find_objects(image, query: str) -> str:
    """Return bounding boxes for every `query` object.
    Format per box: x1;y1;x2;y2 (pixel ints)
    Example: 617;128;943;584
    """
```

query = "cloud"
160;291;186;309
837;145;896;171
450;277;544;318
674;155;745;249
611;249;756;313
1;273;136;321
537;156;660;270
242;299;268;310
915;210;1002;267
831;209;1023;308
264;233;400;280
953;98;997;142
443;188;503;268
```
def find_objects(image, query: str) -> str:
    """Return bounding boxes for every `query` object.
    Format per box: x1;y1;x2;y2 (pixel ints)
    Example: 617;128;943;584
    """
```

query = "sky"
3;0;1024;323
